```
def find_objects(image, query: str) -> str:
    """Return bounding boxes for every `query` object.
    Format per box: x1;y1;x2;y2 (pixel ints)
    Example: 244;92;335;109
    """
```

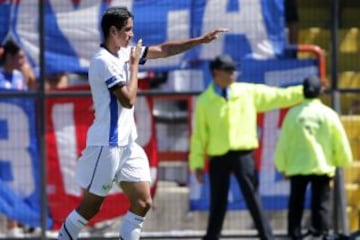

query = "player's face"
115;18;134;48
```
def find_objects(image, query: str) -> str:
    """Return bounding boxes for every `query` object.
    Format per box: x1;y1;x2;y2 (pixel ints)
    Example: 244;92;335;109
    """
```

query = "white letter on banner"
145;9;190;69
48;0;104;68
52;103;81;196
16;0;134;68
16;0;40;67
200;0;275;59
134;97;151;147
259;66;318;196
0;103;34;197
48;0;133;68
108;0;133;9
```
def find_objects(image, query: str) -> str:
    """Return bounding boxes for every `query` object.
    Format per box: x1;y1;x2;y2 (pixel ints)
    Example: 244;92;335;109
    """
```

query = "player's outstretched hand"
201;28;229;44
130;38;142;65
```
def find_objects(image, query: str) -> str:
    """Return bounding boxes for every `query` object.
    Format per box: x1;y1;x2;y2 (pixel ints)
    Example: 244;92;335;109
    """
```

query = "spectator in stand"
19;57;37;90
0;40;36;90
274;76;353;239
0;39;37;237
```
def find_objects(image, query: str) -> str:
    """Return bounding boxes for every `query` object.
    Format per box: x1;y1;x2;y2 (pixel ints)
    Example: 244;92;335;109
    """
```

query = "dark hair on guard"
209;55;237;71
303;75;322;99
101;7;134;39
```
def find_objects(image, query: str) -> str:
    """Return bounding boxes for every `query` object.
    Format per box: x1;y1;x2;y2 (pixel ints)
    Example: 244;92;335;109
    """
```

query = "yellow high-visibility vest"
189;82;304;170
275;99;353;177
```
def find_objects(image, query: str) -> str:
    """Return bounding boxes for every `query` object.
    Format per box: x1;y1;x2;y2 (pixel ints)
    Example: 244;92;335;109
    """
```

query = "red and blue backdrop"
0;0;318;229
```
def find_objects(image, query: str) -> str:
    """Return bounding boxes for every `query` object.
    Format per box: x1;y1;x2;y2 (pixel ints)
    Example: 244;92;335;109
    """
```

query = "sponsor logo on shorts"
102;184;112;191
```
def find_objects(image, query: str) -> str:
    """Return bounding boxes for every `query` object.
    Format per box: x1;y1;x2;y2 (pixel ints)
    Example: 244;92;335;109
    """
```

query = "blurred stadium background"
0;0;359;239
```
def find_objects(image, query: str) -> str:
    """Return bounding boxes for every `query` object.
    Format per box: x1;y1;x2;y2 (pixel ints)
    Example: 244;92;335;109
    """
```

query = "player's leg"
58;146;122;240
117;143;152;240
58;190;105;240
119;181;152;240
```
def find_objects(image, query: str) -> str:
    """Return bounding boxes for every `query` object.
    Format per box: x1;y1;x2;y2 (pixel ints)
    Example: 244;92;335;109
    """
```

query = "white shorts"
75;142;151;196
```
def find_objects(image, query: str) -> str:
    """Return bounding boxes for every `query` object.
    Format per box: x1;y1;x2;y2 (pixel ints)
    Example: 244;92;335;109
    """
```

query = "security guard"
275;76;353;239
189;54;305;240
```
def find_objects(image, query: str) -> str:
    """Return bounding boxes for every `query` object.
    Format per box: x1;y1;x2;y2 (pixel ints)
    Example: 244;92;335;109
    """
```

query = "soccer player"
57;6;227;240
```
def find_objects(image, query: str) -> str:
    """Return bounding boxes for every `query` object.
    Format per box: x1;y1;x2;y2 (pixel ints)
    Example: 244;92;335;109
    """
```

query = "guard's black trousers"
203;150;273;240
288;175;332;240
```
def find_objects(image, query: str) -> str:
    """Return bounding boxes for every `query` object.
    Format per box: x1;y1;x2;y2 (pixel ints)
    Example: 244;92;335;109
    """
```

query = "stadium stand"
297;0;360;232
341;116;360;231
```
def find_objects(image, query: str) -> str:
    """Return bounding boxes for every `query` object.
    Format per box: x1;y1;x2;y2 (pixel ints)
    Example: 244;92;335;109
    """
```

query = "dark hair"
0;40;20;65
303;76;322;99
209;55;237;72
2;40;20;58
101;7;133;39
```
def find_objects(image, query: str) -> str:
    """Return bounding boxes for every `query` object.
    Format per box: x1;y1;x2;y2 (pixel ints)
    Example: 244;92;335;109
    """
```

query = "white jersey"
86;45;147;147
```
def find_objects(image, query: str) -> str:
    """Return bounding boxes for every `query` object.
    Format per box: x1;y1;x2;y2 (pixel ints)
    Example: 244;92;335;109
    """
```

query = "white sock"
119;211;144;240
58;210;88;240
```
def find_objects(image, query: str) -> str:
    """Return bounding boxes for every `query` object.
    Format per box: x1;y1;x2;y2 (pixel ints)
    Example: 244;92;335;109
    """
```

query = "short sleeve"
101;59;126;89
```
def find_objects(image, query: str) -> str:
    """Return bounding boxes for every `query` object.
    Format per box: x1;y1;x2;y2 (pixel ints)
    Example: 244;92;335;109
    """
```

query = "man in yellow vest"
274;76;353;240
189;54;305;240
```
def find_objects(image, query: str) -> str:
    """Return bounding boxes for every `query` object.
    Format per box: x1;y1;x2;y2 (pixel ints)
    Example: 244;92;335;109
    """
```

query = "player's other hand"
201;28;229;44
130;38;142;65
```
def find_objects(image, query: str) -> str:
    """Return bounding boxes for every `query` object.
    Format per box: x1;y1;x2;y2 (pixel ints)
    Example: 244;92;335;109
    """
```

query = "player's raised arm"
146;28;229;59
112;39;143;109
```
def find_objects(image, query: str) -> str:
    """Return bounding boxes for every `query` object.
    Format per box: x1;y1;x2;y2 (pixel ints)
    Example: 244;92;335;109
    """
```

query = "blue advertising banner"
0;0;285;74
0;94;52;228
